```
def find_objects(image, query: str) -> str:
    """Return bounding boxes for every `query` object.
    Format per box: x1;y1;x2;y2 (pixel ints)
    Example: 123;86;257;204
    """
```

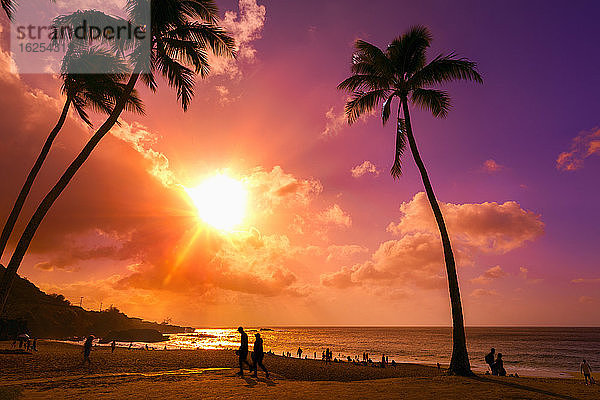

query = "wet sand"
1;341;598;399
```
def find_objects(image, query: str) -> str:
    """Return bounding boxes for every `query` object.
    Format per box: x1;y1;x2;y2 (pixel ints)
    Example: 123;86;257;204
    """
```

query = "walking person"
82;335;94;366
297;347;302;359
236;327;252;377
251;333;269;379
581;359;595;385
111;340;116;353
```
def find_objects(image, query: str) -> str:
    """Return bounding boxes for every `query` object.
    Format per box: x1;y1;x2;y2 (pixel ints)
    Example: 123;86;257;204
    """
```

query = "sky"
0;0;599;327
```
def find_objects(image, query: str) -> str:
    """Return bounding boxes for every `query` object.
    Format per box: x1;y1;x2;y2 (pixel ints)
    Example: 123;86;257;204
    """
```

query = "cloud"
387;192;545;254
323;193;544;293
325;244;368;262
321;232;448;290
245;166;323;212
321;106;348;137
578;296;595;304
571;278;600;284
209;0;266;79
482;159;504;173
351;160;380;178
470;265;507;285
317;204;352;228
556;127;600;171
470;288;498;298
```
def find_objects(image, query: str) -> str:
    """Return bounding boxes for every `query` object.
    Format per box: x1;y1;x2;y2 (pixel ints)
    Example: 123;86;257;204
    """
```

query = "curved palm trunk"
401;99;472;376
0;73;140;315
0;99;72;263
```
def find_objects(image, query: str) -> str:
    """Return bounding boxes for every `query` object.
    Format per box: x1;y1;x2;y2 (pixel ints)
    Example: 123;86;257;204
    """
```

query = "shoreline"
1;341;599;399
48;339;586;380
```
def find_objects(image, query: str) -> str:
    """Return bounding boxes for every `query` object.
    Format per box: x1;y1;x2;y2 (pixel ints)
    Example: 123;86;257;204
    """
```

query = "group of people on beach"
236;327;269;379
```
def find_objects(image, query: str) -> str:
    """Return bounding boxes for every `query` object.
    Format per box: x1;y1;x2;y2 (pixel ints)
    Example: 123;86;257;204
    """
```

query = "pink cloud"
351;160;380;178
556;127;600;171
482;159;504;172
387;192;544;254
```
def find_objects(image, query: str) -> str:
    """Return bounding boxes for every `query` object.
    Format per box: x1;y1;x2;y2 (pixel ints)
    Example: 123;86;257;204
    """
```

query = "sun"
184;174;248;231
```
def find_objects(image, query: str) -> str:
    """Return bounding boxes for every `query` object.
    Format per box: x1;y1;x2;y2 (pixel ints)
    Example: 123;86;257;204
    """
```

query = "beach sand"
1;341;598;399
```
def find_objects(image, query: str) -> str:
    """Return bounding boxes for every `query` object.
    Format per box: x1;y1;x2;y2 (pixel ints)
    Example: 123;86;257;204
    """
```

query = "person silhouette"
111;340;116;353
485;347;495;372
236;327;252;377
492;353;506;376
83;335;94;365
251;333;269;379
297;347;302;359
580;359;595;385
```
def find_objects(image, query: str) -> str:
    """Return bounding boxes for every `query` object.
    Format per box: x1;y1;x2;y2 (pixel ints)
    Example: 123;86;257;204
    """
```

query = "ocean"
101;327;600;378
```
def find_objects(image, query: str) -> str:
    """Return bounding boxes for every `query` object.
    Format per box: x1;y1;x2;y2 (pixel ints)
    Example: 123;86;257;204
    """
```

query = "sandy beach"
1;341;598;399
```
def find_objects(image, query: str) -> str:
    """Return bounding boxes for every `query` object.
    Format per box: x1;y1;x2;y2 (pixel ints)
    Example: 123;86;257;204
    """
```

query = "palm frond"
390;118;407;179
387;25;431;77
337;74;389;92
410;53;483;88
351;40;394;79
2;0;15;20
179;0;220;25
411;88;451;118
344;89;389;124
166;22;236;58
155;46;195;111
381;94;396;125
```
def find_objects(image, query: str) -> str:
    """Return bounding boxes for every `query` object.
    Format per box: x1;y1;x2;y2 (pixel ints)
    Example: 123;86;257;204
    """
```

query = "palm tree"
338;25;482;376
0;46;144;264
1;0;15;20
0;0;235;314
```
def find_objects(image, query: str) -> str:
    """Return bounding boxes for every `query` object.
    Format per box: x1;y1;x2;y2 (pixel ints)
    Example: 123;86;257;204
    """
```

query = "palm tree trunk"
401;99;472;376
0;73;140;316
0;98;71;263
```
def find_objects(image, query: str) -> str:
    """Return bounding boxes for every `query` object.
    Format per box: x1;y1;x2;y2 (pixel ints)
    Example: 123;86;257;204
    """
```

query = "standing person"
236;327;252;377
111;340;116;353
32;338;37;351
83;335;94;366
251;333;269;379
485;348;496;373
297;347;302;359
581;359;595;385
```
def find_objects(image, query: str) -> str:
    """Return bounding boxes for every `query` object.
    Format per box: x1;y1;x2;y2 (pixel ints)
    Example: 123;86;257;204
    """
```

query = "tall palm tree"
0;46;144;264
338;25;482;376
0;0;235;314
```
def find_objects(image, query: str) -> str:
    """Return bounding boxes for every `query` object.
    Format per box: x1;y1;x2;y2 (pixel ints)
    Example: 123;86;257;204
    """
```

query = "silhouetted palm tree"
338;25;482;376
0;0;235;314
0;46;144;263
1;0;15;20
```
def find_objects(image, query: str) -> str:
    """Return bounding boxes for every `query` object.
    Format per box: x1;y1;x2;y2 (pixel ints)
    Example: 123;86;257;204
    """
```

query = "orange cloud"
323;193;543;292
317;204;352;228
470;288;498;298
470;265;507;285
556;126;600;171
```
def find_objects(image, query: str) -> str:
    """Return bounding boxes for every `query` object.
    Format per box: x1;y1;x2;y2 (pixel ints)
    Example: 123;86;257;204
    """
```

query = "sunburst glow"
184;174;248;231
